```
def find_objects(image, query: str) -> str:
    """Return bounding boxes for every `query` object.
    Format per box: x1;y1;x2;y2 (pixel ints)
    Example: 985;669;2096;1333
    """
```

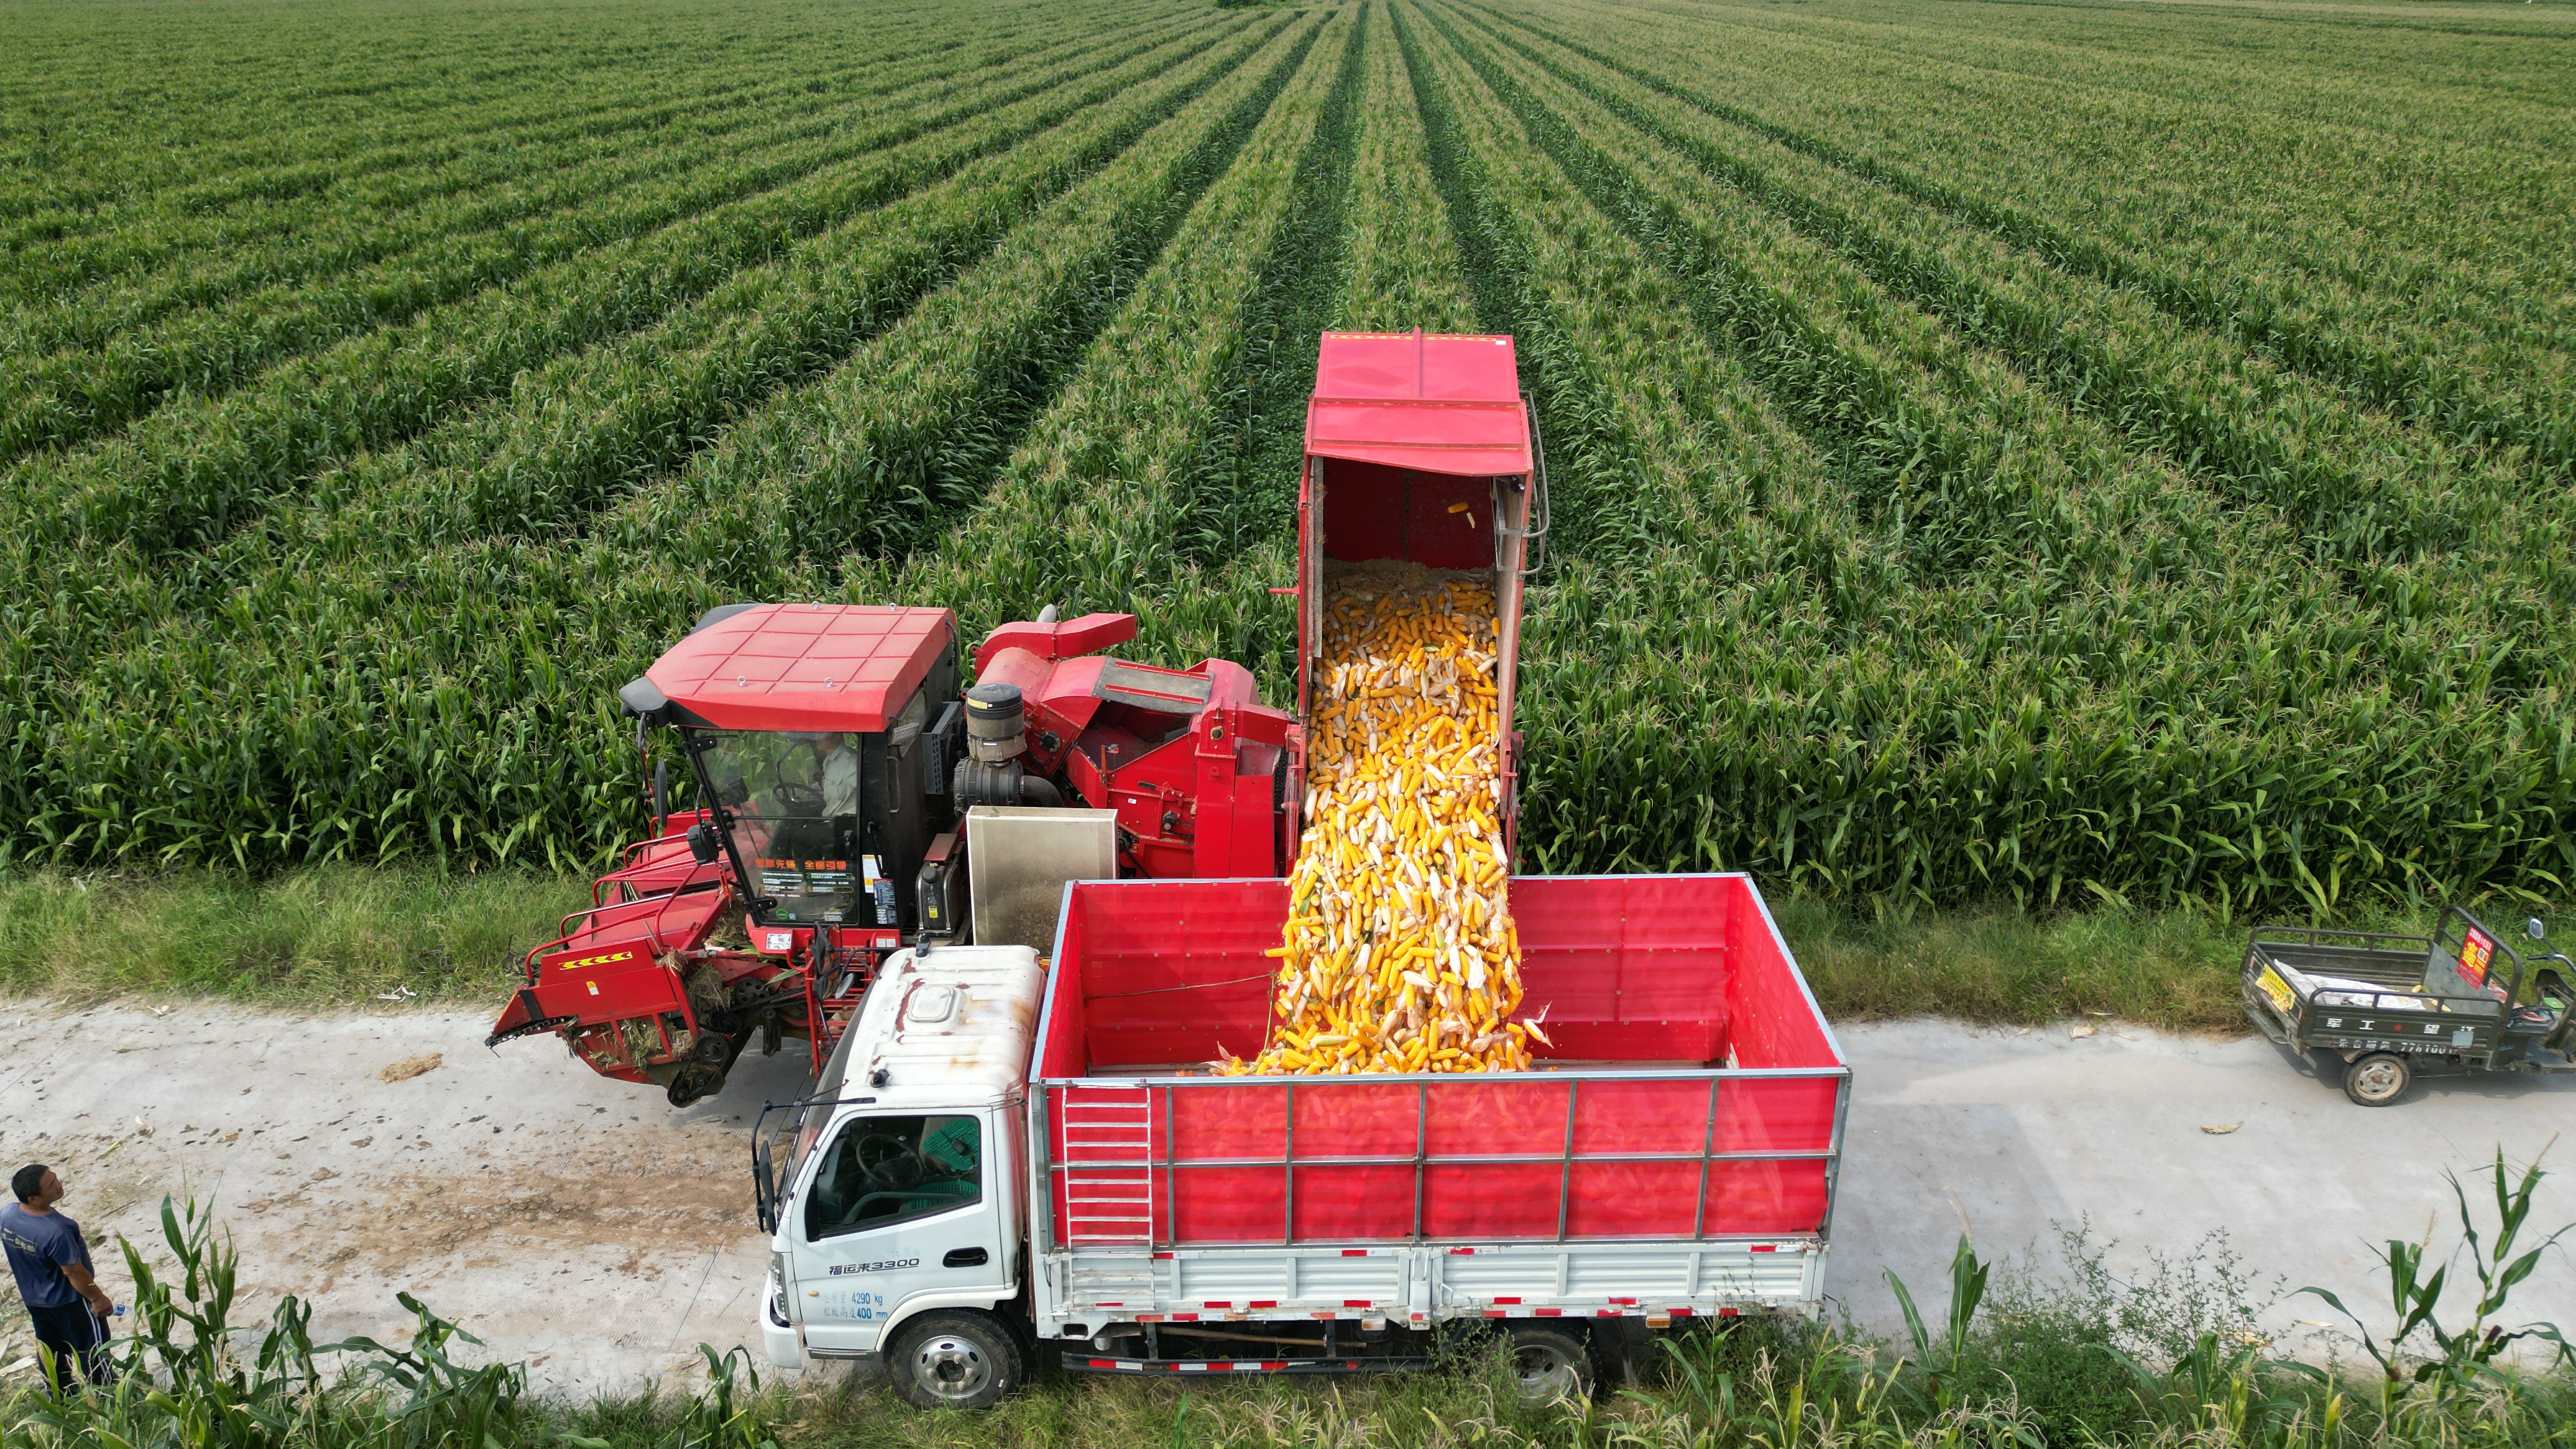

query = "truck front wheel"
2343;1052;2411;1107
886;1310;1023;1410
1505;1326;1593;1404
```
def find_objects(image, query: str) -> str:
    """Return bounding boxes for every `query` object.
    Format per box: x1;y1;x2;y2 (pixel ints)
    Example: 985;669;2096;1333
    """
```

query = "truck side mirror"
688;821;721;864
2529;917;2548;942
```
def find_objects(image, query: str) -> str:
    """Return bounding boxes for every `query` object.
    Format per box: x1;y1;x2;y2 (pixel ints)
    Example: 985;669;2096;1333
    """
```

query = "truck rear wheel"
2343;1052;2411;1107
1505;1326;1593;1404
887;1310;1023;1410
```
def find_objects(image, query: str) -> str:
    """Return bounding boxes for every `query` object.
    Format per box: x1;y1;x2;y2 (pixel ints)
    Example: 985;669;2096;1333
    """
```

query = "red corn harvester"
488;331;1548;1107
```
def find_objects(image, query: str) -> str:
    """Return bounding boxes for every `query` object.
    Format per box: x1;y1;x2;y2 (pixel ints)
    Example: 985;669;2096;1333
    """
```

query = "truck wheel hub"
1514;1345;1580;1400
908;1335;992;1400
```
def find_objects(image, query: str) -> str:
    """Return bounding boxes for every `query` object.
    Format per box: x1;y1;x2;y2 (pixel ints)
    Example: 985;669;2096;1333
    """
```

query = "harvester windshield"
694;729;864;926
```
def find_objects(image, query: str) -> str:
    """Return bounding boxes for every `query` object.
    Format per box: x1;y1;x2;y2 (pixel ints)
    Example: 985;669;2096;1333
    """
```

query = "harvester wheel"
887;1310;1022;1410
2342;1052;2410;1107
690;1030;733;1066
666;1062;725;1108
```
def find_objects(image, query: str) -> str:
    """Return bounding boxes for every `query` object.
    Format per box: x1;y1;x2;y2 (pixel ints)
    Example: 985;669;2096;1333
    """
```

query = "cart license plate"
2256;965;2296;1014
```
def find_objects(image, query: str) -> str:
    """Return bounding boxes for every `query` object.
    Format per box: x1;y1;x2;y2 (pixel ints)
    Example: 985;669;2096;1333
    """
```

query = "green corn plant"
2301;1147;2576;1409
1883;1234;1994;1414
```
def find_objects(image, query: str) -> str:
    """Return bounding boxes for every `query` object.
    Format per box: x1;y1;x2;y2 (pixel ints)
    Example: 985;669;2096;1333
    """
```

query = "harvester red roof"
644;602;953;732
1304;331;1533;477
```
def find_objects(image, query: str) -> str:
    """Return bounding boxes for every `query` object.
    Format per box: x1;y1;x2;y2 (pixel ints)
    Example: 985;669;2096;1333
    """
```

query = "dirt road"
0;1001;813;1394
10;1003;2573;1393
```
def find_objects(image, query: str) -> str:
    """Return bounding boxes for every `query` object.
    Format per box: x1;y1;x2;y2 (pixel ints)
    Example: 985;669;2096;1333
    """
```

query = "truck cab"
760;945;1046;1407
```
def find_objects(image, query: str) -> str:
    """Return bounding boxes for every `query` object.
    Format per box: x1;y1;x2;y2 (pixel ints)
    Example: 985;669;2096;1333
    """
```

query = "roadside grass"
2;866;2544;1035
0;866;566;1006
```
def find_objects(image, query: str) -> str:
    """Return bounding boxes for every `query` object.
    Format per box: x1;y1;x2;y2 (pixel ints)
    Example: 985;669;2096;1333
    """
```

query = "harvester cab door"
787;1107;1011;1354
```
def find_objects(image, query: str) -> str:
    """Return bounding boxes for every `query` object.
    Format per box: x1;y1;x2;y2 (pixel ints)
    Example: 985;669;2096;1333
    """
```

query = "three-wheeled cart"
2242;907;2576;1105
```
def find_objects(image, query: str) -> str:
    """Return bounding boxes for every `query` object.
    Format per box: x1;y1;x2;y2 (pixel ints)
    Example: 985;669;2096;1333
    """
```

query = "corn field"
3;0;2571;914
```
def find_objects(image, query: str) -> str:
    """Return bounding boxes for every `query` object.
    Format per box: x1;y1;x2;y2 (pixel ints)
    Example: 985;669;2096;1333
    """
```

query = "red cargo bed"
1034;875;1847;1248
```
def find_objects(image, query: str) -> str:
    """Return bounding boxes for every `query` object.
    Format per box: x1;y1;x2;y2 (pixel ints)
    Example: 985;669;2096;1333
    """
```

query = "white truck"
755;873;1848;1409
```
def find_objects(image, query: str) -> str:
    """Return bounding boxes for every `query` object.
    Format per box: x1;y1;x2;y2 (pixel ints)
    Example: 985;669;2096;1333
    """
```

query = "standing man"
2;1165;113;1394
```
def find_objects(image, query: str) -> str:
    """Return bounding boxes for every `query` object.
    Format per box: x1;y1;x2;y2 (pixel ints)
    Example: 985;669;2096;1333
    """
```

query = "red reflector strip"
1342;1249;1368;1257
1344;1301;1372;1309
1202;1302;1232;1310
1669;1308;1694;1318
1097;1302;1122;1308
1249;1300;1278;1309
1086;1358;1115;1369
1535;1308;1563;1317
1261;1360;1287;1371
1609;1298;1637;1306
1482;1310;1506;1319
1750;1245;1779;1253
1492;1296;1521;1305
1154;1252;1175;1260
1172;1314;1199;1322
1719;1307;1741;1317
1448;1246;1476;1255
1137;1315;1165;1323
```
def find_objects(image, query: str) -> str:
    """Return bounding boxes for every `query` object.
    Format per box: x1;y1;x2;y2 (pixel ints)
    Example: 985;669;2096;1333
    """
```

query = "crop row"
893;0;1484;700
165;11;1293;610
0;19;963;264
1442;3;2572;611
1522;0;2575;345
1468;0;2575;479
1;13;1333;868
0;1;1271;763
0;10;1163;351
0;15;1255;590
1331;4;1480;340
878;2;1371;679
1430;7;2259;601
984;0;1494;701
0;15;1213;464
0;0;987;229
1405;4;2574;908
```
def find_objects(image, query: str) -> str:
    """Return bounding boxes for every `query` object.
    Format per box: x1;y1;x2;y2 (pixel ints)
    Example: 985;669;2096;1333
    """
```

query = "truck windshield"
694;730;861;925
804;1115;982;1239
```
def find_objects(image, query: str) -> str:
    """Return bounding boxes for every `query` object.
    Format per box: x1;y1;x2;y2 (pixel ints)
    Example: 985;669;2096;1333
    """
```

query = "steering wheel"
771;779;823;816
855;1133;924;1190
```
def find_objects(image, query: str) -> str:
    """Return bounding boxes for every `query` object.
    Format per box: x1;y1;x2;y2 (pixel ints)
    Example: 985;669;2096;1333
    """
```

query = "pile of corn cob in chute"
1220;564;1547;1075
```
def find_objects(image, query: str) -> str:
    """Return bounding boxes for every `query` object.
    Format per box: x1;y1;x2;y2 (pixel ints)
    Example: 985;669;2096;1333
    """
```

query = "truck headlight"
768;1254;790;1326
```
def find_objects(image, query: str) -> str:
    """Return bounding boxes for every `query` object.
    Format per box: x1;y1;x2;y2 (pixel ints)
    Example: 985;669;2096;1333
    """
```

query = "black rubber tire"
2343;1052;2411;1107
1505;1325;1594;1405
886;1310;1024;1411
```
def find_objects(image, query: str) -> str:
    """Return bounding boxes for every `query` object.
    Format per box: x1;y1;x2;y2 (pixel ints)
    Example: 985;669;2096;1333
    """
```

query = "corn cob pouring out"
1221;564;1546;1075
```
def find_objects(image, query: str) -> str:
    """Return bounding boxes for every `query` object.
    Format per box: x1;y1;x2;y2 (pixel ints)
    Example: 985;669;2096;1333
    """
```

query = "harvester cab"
486;602;1300;1107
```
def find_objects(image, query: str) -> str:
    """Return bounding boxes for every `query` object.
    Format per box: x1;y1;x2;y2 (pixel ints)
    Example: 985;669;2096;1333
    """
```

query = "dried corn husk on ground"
1220;562;1544;1075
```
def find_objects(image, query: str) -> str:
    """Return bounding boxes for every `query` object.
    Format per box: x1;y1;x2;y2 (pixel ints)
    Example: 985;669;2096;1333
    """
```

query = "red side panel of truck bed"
1036;875;1846;1248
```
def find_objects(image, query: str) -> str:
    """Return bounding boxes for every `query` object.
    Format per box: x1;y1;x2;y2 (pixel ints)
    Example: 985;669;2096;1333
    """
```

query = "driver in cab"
783;732;859;818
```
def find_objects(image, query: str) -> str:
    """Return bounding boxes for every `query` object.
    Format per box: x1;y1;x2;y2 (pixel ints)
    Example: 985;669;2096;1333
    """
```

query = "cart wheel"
1505;1325;1594;1404
2343;1052;2411;1107
887;1310;1022;1411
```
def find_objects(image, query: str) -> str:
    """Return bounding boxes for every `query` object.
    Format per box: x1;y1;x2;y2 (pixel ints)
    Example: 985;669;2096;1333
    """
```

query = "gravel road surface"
7;1003;2572;1393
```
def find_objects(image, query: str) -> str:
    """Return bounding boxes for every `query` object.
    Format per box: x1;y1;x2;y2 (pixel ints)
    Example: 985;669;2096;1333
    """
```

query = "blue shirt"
0;1204;92;1310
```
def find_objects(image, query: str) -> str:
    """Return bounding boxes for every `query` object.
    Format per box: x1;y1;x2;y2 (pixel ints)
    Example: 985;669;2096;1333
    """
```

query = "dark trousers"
26;1300;110;1395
